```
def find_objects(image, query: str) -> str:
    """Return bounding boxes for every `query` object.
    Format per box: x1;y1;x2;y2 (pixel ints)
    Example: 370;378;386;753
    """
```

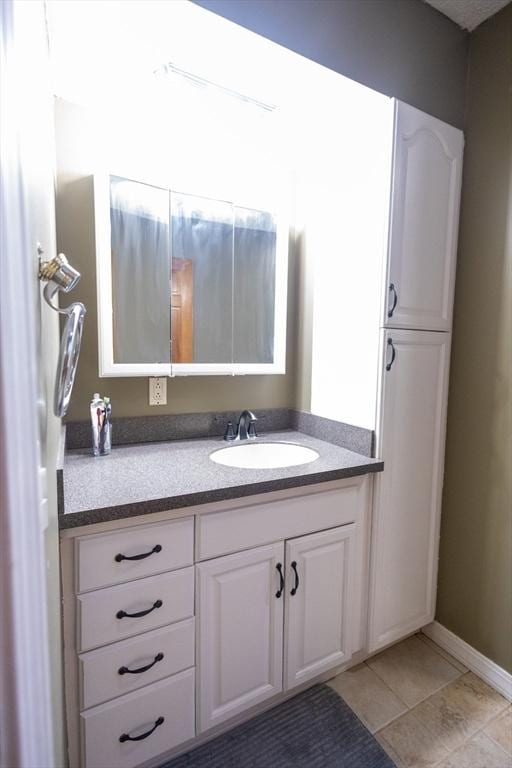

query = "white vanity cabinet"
61;476;371;767
384;101;463;332
197;523;357;733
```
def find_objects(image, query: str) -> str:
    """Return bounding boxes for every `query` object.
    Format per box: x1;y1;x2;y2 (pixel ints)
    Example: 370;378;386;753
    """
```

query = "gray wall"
436;4;512;673
194;0;468;128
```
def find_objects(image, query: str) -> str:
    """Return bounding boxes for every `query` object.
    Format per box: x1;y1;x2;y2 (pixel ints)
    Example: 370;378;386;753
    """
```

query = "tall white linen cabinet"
310;99;464;653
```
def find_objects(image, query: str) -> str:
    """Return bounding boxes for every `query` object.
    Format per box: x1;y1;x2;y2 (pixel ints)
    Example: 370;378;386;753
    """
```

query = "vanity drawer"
79;618;195;709
81;668;195;768
197;478;366;560
76;517;194;593
77;568;194;652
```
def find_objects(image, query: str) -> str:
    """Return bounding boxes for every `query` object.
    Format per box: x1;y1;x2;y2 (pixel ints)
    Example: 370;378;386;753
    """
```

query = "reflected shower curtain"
109;177;277;366
110;176;170;364
172;193;276;364
233;207;276;364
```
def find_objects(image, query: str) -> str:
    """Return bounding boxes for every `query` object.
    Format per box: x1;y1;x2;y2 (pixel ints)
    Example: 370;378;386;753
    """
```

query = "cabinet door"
197;542;284;732
369;329;450;651
384;101;463;331
284;525;355;690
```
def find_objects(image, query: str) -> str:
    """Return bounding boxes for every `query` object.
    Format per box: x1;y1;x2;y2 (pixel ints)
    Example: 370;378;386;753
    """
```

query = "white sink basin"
210;441;319;469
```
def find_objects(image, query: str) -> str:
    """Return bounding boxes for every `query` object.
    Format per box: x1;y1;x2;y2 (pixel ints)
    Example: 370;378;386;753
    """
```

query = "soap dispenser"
91;393;112;456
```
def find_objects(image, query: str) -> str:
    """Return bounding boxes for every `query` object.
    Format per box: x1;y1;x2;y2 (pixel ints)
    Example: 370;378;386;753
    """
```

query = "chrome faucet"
224;410;258;441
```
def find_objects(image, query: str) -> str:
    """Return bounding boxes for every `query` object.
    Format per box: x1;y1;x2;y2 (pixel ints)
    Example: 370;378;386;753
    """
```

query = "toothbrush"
97;406;105;454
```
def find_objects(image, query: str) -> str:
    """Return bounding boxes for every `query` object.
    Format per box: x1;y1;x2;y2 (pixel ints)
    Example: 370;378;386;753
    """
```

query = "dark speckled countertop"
59;430;383;529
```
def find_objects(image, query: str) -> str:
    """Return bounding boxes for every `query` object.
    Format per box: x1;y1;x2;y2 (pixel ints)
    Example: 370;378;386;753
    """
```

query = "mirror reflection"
110;176;170;365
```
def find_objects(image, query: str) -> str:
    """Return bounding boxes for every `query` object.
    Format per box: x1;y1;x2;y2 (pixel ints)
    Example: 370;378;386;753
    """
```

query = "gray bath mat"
163;683;396;767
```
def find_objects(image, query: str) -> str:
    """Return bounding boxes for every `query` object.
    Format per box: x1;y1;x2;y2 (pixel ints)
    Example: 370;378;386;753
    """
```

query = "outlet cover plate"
149;377;167;406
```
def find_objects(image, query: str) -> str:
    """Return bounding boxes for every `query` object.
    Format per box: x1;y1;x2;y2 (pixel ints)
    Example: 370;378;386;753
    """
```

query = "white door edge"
0;2;55;766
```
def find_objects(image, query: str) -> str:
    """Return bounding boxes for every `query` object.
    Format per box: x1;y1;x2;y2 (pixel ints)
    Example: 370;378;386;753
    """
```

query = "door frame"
0;2;55;766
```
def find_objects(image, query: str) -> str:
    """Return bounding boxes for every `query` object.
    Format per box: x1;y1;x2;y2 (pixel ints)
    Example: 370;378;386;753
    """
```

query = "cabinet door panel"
284;525;355;690
369;330;450;651
385;101;463;331
197;543;284;732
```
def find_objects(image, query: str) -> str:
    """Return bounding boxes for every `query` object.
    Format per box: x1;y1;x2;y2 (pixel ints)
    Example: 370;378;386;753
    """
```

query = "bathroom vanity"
59;430;381;768
57;48;464;768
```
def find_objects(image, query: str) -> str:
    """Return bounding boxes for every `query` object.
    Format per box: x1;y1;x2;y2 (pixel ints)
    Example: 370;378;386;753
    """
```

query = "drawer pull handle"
275;562;284;598
116;600;162;620
388;283;398;318
386;337;396;371
290;561;300;596
119;716;164;743
118;652;164;675
115;544;162;562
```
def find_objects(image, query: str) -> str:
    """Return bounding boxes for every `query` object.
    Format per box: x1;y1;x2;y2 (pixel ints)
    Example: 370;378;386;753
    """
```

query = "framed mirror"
94;172;289;377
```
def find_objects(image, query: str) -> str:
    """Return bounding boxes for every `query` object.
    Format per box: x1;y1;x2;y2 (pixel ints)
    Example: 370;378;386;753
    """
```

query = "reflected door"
171;259;193;363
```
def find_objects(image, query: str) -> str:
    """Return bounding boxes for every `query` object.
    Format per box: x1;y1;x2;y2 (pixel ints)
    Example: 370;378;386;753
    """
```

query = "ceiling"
423;0;511;30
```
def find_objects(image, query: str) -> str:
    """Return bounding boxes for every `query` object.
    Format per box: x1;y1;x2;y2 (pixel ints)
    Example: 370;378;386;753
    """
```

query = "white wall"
302;86;393;429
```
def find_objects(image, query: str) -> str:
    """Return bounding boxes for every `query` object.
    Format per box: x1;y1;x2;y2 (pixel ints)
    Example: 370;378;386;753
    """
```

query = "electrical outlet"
149;377;167;406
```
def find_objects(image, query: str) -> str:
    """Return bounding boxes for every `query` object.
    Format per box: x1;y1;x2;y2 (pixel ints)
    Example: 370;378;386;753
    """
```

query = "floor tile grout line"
361;659;412;711
417;631;469;674
327;667;408;736
335;637;510;767
374;731;405;768
376;695;509;768
431;715;512;768
359;637;510;768
381;676;512;767
483;730;512;759
380;709;509;768
480;709;512;757
365;661;465;714
336;661;464;736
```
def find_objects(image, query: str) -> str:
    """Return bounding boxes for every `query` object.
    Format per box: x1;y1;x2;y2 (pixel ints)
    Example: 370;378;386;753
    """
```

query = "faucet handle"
224;421;236;441
248;419;258;439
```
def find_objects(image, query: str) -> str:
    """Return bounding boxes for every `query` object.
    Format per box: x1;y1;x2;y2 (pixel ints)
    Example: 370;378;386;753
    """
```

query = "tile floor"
328;633;512;768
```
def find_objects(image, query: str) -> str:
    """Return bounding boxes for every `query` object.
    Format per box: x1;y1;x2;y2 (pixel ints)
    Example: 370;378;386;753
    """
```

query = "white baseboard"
422;621;512;702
